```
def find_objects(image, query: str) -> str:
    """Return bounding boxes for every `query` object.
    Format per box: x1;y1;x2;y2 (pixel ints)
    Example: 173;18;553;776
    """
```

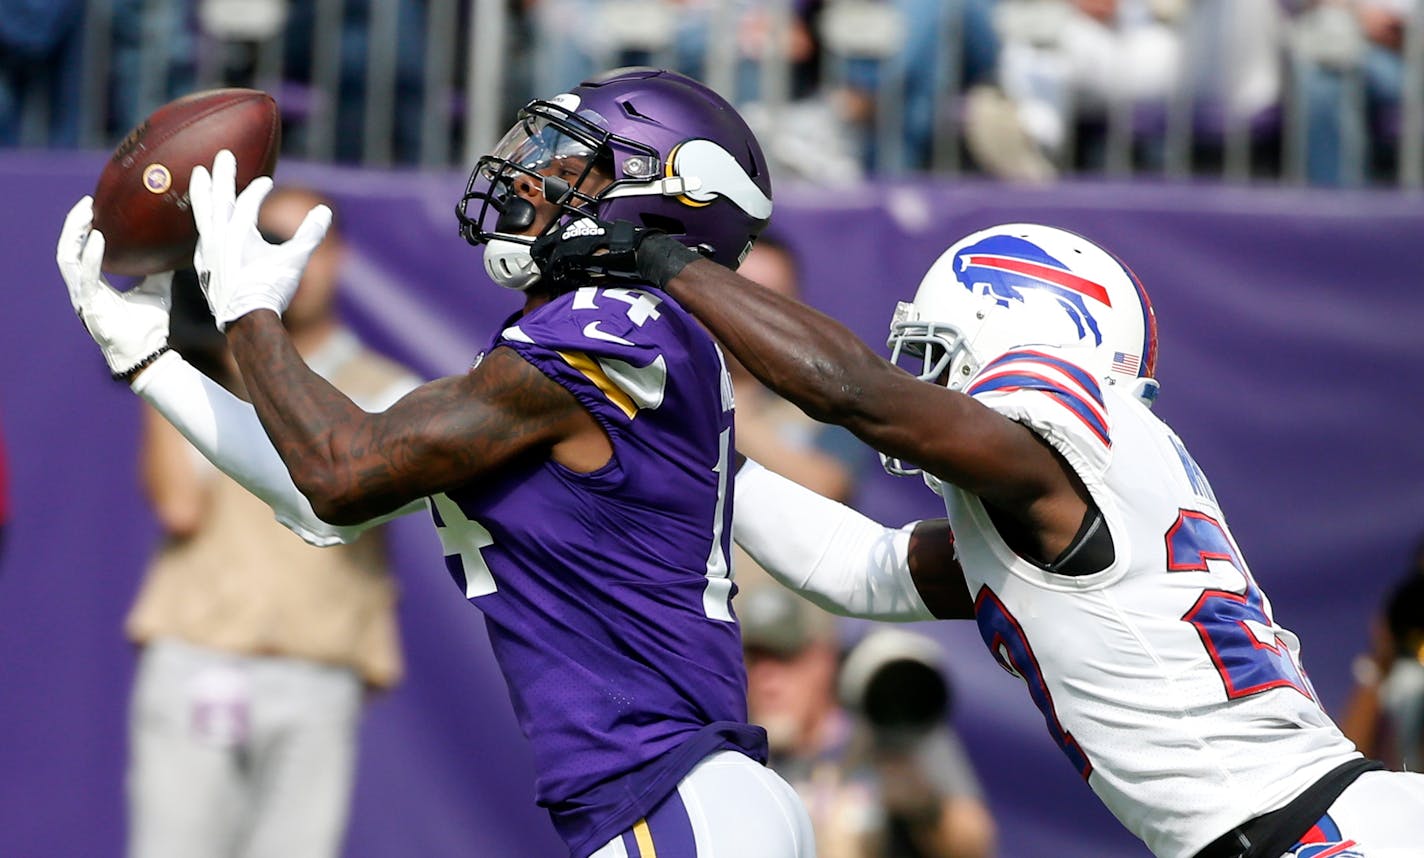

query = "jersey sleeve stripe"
969;371;1112;447
981;350;1104;406
974;356;1106;417
557;350;638;419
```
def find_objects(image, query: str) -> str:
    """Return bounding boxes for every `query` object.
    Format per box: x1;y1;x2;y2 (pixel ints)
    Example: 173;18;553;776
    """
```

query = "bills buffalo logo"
1290;816;1362;858
952;235;1112;346
1291;843;1362;858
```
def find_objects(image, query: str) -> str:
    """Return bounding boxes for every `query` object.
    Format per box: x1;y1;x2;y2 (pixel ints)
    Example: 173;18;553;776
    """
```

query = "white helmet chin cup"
483;237;542;291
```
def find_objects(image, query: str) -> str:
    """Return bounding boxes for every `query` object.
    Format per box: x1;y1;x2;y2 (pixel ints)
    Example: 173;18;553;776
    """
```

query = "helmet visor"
482;111;602;183
457;105;612;247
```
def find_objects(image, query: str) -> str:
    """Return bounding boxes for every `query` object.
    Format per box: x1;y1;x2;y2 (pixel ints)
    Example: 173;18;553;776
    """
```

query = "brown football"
92;88;281;276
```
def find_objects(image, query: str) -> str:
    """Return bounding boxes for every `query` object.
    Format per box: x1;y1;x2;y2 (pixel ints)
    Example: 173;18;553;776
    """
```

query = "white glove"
57;196;175;380
189;149;332;330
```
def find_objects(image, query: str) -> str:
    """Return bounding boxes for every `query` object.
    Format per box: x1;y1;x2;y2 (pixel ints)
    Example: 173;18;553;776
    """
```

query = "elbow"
306;490;370;527
292;470;366;526
285;433;377;526
309;498;369;527
290;435;418;527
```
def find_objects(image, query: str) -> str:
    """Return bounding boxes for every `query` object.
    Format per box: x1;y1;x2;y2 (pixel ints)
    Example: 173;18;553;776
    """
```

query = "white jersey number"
430;493;498;599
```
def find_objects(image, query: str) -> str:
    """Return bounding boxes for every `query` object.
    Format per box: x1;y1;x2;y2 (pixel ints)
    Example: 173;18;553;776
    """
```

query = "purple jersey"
427;286;765;857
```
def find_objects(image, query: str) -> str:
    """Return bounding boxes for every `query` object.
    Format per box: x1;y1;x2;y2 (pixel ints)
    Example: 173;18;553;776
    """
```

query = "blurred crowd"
127;187;421;858
740;586;996;858
1341;535;1424;774
2;0;1420;185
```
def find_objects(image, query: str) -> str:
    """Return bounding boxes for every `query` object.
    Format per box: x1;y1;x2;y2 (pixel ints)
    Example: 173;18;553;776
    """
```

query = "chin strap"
600;175;703;201
487;216;708;292
529;217;668;286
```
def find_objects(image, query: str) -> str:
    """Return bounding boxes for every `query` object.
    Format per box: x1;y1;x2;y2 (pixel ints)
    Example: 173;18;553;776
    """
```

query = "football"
92;88;281;276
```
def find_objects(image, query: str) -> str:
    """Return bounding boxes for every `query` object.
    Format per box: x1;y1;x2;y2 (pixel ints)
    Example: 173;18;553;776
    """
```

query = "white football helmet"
886;224;1159;473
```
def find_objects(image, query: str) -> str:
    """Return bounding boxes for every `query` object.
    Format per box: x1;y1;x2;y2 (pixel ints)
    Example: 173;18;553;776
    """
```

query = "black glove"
531;217;703;289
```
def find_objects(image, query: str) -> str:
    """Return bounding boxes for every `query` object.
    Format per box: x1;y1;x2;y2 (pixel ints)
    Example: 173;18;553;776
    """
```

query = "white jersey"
937;348;1361;858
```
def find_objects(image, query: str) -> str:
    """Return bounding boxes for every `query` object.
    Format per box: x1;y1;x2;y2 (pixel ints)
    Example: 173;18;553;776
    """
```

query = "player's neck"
521;288;559;316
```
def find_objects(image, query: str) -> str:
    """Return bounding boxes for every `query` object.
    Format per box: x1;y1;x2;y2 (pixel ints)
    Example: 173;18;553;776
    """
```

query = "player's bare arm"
225;310;599;524
182;151;607;525
663;255;1090;561
906;519;974;619
532;222;1092;563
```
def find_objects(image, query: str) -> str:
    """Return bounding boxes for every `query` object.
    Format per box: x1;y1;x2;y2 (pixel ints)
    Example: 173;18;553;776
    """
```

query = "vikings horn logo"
952;235;1112;346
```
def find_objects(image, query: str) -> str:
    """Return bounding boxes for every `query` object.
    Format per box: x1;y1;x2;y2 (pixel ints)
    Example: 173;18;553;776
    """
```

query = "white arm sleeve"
732;459;934;622
130;351;422;546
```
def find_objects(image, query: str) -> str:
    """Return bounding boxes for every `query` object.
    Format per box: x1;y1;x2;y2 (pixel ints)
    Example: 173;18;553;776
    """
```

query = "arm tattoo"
226;311;581;524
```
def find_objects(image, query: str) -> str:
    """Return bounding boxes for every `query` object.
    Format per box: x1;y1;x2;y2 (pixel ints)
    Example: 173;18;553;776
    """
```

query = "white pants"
127;638;362;858
1284;769;1424;857
589;750;816;858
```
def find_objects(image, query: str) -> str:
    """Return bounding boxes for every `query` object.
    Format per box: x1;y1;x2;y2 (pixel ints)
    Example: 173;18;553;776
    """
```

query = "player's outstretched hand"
530;217;645;286
190;149;331;330
57;196;174;381
530;216;703;289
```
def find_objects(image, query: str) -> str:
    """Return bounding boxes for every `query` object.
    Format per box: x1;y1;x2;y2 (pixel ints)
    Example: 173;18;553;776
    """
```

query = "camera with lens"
839;628;953;749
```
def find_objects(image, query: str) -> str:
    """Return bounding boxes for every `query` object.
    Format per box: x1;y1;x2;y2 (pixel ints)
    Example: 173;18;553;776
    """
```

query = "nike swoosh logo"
583;322;634;346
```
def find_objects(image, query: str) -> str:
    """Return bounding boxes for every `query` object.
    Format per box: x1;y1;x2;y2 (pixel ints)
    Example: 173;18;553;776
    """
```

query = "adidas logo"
562;219;604;240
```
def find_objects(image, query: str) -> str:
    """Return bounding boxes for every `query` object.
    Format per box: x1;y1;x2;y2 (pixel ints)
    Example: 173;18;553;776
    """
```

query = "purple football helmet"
456;67;774;290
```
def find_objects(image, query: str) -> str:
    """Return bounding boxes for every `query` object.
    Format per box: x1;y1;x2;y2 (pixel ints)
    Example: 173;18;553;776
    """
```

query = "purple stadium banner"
3;151;1424;858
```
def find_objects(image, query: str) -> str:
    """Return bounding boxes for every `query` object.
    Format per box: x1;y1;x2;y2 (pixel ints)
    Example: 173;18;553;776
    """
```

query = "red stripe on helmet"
966;254;1113;307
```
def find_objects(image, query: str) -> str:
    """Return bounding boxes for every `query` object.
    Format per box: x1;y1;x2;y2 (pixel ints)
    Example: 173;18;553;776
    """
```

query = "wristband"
112;345;172;382
636;233;703;288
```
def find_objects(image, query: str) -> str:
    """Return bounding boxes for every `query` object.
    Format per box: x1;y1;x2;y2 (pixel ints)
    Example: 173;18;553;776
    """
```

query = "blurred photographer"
124;187;420;858
1341;534;1424;769
741;588;995;858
